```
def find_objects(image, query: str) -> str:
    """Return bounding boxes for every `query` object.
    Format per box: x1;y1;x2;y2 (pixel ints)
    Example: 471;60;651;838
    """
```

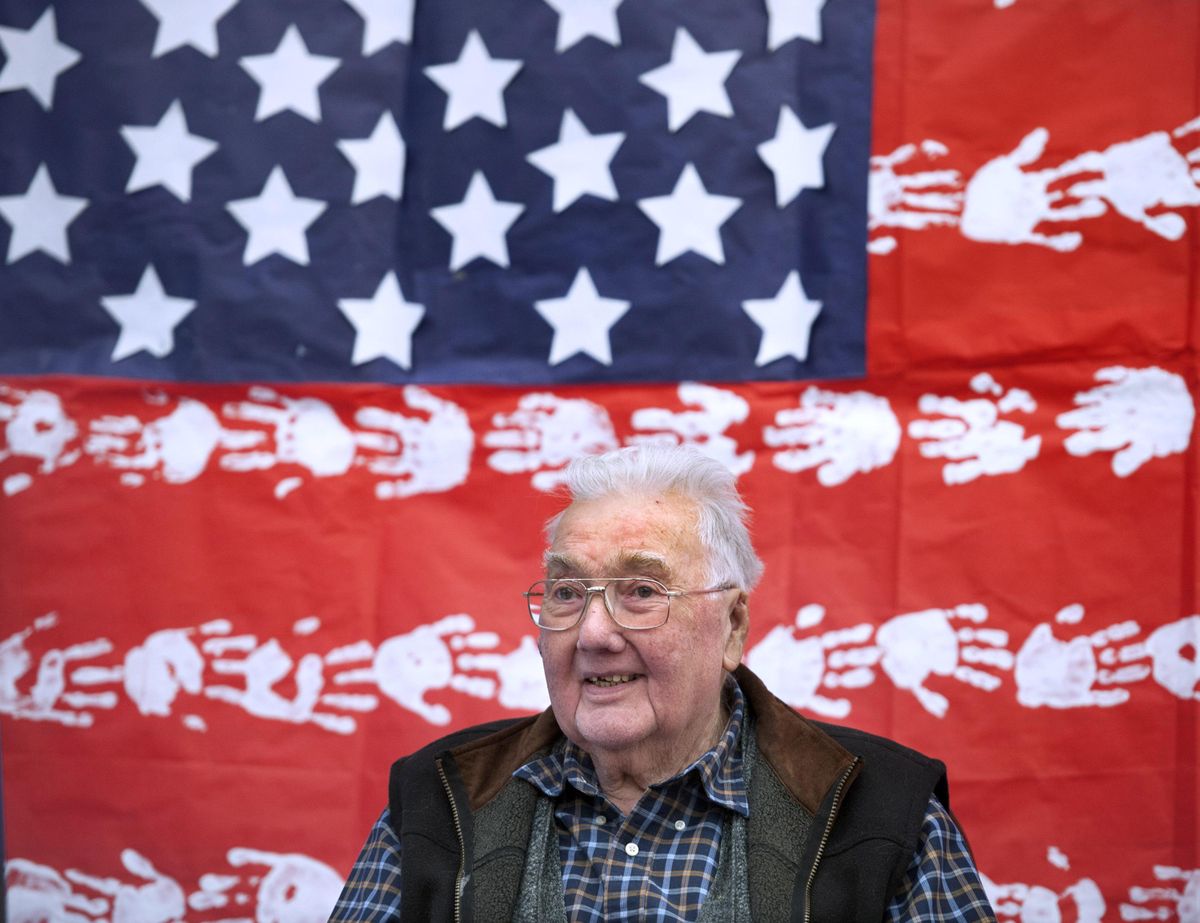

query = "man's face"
538;491;748;773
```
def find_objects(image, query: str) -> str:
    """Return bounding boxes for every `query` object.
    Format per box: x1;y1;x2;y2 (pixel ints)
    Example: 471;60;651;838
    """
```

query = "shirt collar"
515;676;749;817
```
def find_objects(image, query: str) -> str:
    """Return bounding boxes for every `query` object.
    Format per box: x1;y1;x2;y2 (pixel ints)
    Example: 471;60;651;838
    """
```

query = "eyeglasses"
524;577;734;631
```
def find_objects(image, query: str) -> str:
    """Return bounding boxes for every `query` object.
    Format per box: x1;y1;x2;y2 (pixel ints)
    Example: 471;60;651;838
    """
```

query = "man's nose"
576;588;623;649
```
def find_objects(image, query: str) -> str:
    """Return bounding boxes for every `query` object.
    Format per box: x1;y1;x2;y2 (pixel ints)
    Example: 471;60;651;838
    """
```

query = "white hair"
546;445;764;589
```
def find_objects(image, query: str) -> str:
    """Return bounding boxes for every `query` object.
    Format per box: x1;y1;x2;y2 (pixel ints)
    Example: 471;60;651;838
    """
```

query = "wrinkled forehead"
543;549;676;581
545;492;706;581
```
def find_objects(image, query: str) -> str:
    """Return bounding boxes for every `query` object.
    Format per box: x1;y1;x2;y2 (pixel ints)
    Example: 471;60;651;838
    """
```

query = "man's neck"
589;702;730;816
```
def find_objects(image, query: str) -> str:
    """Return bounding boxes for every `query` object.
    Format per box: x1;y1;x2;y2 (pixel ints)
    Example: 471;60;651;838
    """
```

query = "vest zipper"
802;756;860;923
436;758;466;923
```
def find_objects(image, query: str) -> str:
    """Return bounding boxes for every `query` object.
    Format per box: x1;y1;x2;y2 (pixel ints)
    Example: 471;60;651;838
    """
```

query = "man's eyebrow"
612;551;672;578
543;552;580;575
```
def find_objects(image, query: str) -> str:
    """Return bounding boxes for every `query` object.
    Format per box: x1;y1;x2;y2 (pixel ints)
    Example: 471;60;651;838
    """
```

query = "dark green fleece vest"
390;713;946;921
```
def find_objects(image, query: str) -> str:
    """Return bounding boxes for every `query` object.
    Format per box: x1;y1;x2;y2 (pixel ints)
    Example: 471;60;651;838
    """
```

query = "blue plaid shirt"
509;682;751;921
331;684;994;921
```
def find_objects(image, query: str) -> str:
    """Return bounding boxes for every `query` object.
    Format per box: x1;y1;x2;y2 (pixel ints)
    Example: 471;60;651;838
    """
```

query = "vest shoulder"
810;720;951;835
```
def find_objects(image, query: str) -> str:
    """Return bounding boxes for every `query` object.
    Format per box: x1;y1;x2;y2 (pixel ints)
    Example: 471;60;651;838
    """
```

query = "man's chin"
574;701;653;752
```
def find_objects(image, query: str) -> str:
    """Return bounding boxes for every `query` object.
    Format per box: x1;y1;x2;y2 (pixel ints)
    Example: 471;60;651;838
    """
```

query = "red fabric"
3;1;1199;920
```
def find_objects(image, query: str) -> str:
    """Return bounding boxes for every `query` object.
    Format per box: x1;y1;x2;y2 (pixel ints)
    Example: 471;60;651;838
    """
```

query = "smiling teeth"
588;674;636;686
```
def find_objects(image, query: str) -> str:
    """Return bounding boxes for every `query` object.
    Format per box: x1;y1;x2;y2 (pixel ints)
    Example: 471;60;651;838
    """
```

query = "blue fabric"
329;808;403;923
885;796;997;922
0;1;873;384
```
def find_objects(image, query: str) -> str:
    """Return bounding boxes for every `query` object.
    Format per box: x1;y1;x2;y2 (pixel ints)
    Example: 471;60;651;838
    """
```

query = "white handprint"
123;628;205;717
982;871;1106;923
64;849;187;923
1144;615;1200;701
744;604;878;718
764;386;901;486
0;616;117;727
1122;866;1200;922
1014;605;1149;709
87;397;261;487
39;628;202;728
484;392;619;491
1057;366;1195;477
220;388;358;479
6;858;109;923
0;384;81;495
352;385;474;500
328;616;544;724
873;604;1013;717
0;623;37;702
204;629;360;734
626;382;754;476
908;372;1041;484
9;847;342;923
454;635;550;711
185;869;241;913
225;848;343;923
1065;119;1200;241
960;128;1106;251
867;140;962;254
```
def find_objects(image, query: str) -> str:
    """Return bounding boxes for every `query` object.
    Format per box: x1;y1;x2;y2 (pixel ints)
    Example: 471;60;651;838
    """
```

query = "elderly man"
331;445;995;922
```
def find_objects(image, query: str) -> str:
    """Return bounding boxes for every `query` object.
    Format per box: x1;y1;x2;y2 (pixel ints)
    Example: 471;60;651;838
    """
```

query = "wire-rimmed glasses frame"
524;576;734;631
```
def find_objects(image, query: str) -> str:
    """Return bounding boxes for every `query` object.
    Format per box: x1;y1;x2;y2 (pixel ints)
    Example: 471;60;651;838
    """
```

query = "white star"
226;166;327;266
430;171;524;270
121;100;218;202
0;165;88;264
239;25;340;122
337;111;405;204
100;265;196;361
637;163;741;265
534;268;630;366
757;105;835;208
742;270;822;365
338;272;424;368
638;28;740;132
424;30;522;131
764;0;827;49
0;8;81;109
138;0;239;58
526;109;624;213
342;0;414;53
541;0;623;52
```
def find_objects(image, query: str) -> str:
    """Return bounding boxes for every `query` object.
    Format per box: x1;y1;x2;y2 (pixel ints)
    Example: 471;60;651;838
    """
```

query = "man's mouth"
586;674;640;687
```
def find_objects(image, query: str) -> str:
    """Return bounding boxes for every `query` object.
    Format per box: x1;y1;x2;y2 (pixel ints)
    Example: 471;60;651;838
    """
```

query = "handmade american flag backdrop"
0;0;1197;919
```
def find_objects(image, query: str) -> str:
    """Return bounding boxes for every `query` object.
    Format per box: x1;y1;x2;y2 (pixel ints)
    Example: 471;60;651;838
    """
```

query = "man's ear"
722;590;750;671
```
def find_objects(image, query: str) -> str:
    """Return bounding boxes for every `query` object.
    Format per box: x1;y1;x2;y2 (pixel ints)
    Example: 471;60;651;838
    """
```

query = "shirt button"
674;820;686;831
624;842;639;857
595;815;607;826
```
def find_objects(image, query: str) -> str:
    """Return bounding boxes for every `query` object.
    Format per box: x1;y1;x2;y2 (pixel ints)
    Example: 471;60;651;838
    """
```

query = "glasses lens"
610;578;670;629
528;579;586;629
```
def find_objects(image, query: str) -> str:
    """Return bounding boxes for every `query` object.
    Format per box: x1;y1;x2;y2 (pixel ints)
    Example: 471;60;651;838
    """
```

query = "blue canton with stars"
0;0;875;385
